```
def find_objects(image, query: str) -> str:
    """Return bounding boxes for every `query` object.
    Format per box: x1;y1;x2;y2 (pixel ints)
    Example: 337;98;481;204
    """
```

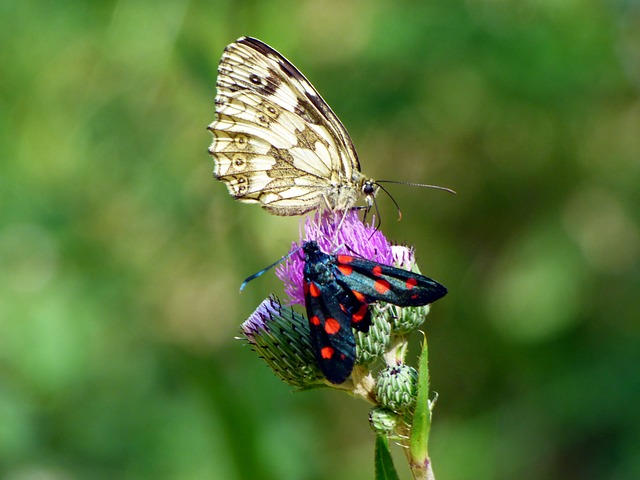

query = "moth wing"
304;279;356;384
336;256;448;307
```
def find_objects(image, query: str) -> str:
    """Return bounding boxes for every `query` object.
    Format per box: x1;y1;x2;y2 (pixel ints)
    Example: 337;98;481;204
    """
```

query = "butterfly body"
302;241;447;383
209;37;377;215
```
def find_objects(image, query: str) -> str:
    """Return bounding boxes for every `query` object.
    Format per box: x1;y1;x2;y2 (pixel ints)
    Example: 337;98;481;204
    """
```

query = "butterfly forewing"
209;37;371;215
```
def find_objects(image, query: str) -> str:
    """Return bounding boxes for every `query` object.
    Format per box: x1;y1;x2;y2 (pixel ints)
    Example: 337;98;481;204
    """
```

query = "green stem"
407;333;436;480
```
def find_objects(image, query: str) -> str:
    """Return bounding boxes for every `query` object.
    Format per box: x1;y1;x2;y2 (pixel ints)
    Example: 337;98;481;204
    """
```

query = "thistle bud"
375;364;419;413
368;407;401;436
355;309;391;365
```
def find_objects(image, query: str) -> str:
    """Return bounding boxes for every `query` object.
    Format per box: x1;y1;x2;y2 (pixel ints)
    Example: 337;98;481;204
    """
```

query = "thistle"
239;211;446;479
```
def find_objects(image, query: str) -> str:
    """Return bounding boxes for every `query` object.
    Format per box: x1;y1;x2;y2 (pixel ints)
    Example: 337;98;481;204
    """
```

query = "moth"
302;241;447;384
208;36;378;216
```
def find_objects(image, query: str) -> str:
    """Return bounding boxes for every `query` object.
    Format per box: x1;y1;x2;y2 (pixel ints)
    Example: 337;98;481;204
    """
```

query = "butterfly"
302;241;447;384
208;36;377;216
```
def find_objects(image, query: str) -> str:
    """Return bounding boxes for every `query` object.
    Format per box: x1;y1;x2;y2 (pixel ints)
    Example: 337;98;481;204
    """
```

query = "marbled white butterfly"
208;37;377;216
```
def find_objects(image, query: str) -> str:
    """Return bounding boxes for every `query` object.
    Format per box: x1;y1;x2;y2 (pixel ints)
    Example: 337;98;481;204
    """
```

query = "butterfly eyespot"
233;176;249;195
249;73;262;84
232;134;251;151
231;154;247;168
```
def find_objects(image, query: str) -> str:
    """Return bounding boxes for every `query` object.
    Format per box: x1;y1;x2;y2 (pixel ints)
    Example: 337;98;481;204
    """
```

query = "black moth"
302;241;447;384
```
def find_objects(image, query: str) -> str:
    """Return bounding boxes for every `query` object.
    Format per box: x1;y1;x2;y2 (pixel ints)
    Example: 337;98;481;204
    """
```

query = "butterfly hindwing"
209;37;372;216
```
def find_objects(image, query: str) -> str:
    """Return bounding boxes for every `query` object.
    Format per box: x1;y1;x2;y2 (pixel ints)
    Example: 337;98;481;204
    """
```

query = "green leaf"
374;435;401;480
410;335;431;464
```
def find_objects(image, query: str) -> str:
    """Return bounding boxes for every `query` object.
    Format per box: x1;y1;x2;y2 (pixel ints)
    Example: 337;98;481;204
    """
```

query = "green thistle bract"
241;296;324;388
375;364;419;413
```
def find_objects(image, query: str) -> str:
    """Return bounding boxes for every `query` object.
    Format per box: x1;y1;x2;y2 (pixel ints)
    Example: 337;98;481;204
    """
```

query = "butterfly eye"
363;182;376;195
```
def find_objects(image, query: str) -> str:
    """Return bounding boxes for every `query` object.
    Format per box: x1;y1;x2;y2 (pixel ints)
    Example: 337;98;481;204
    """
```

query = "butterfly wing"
334;254;448;306
209;37;366;215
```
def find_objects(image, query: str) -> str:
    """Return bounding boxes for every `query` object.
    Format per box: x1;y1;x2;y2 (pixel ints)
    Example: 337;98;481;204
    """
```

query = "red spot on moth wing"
406;277;418;289
338;264;353;276
320;346;335;359
324;318;341;335
351;304;368;323
374;278;391;294
310;315;321;326
352;290;366;302
309;282;321;297
372;265;383;277
337;254;354;264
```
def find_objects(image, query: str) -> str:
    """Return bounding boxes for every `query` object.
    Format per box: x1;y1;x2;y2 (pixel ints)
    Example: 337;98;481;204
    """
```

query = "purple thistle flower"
241;296;279;342
390;245;417;271
276;210;394;305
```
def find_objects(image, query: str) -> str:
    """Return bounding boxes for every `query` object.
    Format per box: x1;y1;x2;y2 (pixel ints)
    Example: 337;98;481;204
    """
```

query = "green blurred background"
2;0;639;479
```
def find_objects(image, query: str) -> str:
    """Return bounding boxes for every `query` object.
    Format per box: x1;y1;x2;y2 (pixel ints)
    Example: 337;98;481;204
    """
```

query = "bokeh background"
2;1;639;479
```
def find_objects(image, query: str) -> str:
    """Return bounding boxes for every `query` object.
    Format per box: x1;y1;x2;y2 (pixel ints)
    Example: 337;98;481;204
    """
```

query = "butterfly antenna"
362;194;386;242
373;193;383;230
240;247;300;292
376;179;457;196
374;182;403;221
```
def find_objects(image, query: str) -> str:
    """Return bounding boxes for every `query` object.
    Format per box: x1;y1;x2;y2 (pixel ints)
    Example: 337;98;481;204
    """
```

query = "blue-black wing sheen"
334;255;448;306
303;244;372;384
301;241;447;383
303;277;357;384
303;241;447;307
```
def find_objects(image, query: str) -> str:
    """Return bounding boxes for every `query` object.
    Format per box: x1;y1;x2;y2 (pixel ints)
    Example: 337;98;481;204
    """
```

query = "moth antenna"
376;179;457;196
240;247;300;292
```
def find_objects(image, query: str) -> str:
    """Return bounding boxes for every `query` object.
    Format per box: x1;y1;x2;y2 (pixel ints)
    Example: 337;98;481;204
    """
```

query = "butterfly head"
362;179;378;208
